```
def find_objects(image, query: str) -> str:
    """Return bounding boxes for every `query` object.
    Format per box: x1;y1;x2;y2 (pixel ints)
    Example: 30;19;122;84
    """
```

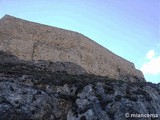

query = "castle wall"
0;15;144;81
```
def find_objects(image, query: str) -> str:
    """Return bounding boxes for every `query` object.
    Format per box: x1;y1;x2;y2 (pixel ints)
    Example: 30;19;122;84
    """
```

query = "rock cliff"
1;15;158;120
0;51;159;120
0;15;144;82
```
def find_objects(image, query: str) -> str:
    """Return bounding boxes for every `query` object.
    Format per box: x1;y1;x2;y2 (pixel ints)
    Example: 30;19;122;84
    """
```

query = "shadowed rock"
0;51;159;120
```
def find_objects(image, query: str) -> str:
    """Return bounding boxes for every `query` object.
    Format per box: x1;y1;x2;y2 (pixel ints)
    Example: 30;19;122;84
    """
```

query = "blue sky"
0;0;159;83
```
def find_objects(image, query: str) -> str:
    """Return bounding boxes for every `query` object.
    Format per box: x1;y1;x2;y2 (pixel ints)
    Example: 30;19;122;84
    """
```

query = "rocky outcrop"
0;51;159;120
0;15;144;82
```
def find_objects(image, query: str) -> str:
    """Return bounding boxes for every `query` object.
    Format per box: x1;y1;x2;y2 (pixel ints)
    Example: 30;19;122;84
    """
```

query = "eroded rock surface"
0;51;159;120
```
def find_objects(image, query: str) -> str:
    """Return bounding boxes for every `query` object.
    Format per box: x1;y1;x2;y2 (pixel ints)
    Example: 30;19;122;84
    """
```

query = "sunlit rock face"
0;51;159;120
0;15;144;82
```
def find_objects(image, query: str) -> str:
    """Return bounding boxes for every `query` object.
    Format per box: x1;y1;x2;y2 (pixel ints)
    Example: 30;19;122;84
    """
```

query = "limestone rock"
0;51;159;120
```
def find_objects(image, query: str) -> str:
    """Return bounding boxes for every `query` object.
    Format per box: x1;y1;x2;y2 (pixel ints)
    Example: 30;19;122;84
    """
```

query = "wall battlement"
0;15;144;81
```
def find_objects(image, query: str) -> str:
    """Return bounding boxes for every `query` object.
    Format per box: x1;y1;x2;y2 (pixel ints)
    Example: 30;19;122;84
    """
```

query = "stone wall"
0;15;144;81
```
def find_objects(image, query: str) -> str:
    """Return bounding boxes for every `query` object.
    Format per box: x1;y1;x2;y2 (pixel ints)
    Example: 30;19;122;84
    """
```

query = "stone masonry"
0;15;144;81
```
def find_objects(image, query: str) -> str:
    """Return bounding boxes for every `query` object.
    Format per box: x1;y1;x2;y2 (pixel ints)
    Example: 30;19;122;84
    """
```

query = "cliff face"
1;15;157;120
0;15;144;82
0;51;159;120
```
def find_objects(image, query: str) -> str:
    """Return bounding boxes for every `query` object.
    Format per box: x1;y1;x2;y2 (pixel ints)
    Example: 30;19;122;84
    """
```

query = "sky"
0;0;159;83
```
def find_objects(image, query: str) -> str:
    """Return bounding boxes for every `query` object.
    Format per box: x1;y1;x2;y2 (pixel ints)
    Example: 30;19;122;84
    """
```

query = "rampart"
0;15;144;81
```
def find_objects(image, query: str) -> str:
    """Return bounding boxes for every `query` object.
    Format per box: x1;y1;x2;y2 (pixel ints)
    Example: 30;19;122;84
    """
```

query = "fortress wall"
77;34;136;75
0;15;144;80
